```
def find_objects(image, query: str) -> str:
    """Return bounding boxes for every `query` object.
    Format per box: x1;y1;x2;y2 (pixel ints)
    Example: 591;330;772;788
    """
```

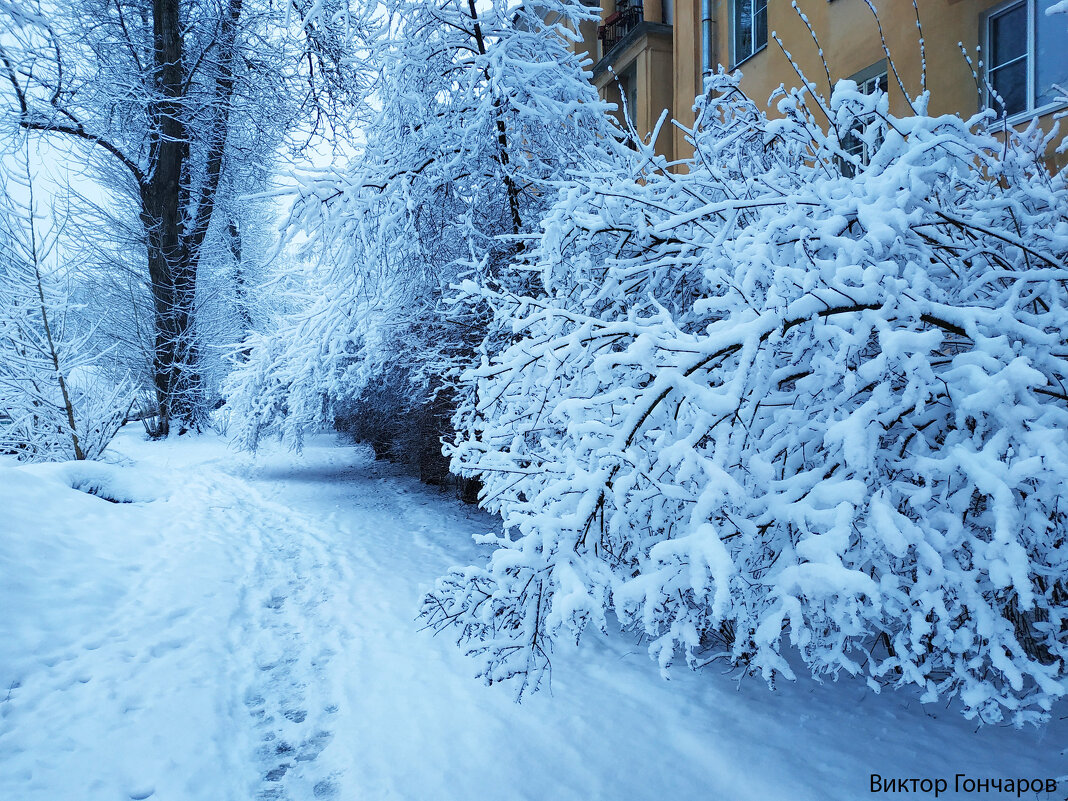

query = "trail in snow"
216;470;345;801
1;428;1065;801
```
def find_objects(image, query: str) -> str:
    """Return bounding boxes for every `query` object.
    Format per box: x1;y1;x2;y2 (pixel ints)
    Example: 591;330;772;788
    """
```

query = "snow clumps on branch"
423;71;1068;725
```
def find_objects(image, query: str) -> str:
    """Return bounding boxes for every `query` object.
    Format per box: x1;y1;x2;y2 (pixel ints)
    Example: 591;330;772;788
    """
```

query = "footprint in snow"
313;778;340;799
237;513;344;800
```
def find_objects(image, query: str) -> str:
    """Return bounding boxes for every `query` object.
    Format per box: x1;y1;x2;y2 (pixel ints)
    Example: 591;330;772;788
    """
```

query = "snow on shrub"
0;157;133;462
227;0;616;472
422;72;1068;724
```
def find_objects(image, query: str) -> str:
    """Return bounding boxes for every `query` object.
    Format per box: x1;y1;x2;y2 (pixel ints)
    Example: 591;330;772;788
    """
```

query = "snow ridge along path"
0;428;1064;801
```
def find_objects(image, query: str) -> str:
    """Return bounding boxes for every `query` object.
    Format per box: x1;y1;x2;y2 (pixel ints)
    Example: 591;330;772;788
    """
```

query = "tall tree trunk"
142;0;196;436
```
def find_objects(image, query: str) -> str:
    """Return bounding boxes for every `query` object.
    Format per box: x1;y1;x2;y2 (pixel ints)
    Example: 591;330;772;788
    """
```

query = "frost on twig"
0;150;133;462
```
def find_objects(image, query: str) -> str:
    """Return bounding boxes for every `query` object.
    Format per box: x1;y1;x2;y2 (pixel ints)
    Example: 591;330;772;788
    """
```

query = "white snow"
1;428;1065;800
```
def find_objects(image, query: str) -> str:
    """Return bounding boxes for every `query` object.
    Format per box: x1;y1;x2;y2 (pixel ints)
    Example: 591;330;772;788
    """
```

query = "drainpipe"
701;0;713;75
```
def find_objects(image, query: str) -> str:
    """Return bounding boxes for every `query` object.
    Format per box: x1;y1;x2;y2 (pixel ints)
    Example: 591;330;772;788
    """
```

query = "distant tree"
0;0;352;434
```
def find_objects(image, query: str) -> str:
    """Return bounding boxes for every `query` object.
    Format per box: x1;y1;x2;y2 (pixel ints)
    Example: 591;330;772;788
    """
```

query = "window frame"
838;61;889;177
984;0;1068;123
730;0;768;69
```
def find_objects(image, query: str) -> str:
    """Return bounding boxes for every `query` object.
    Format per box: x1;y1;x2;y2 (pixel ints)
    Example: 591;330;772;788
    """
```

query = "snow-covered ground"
1;427;1064;801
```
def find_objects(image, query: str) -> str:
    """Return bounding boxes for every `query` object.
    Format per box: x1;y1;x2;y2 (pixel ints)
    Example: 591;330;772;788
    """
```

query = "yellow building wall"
708;0;1064;167
643;33;677;159
672;0;706;162
583;0;1065;167
589;12;676;160
715;0;1004;122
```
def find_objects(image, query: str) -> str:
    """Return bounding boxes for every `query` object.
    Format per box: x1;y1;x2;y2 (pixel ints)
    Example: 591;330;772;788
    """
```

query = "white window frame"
984;0;1068;123
730;0;768;68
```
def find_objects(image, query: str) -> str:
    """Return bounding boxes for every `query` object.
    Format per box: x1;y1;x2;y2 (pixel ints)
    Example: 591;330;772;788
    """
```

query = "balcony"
598;2;644;56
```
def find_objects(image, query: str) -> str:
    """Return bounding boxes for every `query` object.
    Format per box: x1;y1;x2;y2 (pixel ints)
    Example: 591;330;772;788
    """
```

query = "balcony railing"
598;2;644;56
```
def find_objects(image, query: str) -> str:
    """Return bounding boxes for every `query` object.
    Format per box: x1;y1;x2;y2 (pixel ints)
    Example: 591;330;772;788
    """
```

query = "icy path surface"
1;430;1065;801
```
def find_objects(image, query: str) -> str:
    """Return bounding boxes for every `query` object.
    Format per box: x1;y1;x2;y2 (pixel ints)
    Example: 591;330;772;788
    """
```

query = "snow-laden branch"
424;72;1068;724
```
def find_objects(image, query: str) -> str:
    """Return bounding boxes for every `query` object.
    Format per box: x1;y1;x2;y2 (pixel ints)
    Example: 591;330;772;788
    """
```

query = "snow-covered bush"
0;159;133;462
227;0;618;480
423;72;1068;724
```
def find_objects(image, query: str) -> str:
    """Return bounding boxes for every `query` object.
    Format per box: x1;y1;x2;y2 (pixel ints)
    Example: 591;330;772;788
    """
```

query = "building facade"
578;0;1068;164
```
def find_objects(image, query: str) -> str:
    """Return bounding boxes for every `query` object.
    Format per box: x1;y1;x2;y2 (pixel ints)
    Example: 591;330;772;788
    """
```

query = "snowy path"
1;430;1065;801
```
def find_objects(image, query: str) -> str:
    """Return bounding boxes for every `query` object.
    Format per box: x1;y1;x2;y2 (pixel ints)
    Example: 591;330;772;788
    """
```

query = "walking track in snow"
1;429;1065;800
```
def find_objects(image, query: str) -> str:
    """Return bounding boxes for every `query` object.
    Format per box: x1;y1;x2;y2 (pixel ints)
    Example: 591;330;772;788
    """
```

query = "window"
986;0;1068;118
731;0;768;66
839;63;888;177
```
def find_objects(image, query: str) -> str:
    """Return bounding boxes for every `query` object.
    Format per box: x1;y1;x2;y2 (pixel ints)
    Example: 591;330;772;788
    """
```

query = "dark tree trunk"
229;219;255;349
138;0;241;435
141;0;196;436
